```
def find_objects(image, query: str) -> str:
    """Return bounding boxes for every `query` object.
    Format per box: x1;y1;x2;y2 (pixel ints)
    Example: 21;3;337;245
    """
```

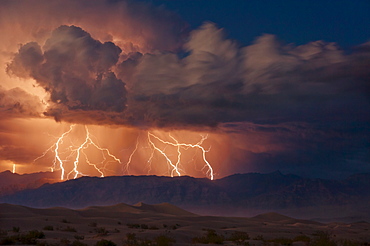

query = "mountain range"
1;170;369;221
0;170;60;196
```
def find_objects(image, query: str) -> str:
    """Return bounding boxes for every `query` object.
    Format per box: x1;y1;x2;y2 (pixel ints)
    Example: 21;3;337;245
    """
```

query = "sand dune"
1;203;369;245
133;202;196;216
252;212;295;222
79;203;142;217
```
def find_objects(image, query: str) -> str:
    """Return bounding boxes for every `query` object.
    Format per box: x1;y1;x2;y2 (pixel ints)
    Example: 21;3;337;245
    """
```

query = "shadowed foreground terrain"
1;203;369;246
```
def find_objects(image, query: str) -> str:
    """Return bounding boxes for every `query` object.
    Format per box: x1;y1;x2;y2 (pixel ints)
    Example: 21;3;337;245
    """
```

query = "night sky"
149;0;370;48
0;0;369;179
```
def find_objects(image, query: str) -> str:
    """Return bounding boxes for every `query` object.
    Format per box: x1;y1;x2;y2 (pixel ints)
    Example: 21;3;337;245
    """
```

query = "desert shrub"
311;231;336;246
72;240;88;246
0;230;45;246
123;233;137;245
228;231;250;245
95;239;116;246
253;235;264;241
153;235;176;246
74;235;84;240
7;230;46;245
337;239;363;246
126;223;140;229
36;242;59;246
171;224;180;230
161;224;179;230
89;222;97;227
19;230;45;244
61;219;70;224
12;227;19;233
60;238;70;246
94;227;108;236
341;239;367;246
28;230;45;239
192;229;224;244
125;233;136;240
61;226;77;232
293;234;310;242
123;233;176;246
43;225;54;231
126;223;159;230
0;236;16;245
35;242;47;246
266;237;293;246
140;224;148;230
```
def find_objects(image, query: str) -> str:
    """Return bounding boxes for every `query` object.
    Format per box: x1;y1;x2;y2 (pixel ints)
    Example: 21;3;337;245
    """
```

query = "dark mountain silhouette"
0;171;369;220
0;170;60;196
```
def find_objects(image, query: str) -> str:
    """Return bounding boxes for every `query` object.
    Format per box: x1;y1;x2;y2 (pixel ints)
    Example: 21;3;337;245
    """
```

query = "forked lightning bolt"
55;125;74;179
34;125;215;180
33;125;74;179
146;132;214;180
122;135;140;174
67;126;123;179
34;125;122;180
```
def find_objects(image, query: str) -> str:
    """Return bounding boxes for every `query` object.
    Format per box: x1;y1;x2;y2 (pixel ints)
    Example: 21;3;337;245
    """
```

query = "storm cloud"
0;86;44;117
121;23;370;127
8;25;127;123
1;0;369;178
0;0;187;54
7;22;370;128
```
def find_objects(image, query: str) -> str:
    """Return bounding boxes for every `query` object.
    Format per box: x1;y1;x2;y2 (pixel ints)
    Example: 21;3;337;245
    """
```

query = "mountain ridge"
1;171;369;213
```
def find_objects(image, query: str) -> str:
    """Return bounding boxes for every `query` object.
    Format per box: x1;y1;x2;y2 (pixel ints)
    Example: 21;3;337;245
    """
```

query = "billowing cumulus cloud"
0;0;187;124
8;25;127;123
0;86;44;117
119;22;370;127
7;22;370;128
0;0;187;54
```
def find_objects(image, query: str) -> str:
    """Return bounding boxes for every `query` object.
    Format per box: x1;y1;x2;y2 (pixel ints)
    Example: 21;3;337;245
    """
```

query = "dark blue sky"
147;0;370;48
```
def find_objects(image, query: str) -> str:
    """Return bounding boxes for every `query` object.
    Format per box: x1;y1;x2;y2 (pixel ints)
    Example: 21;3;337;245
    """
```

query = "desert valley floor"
1;202;369;246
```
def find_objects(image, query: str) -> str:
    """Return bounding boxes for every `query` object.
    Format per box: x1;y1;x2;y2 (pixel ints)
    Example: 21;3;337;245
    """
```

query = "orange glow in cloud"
3;117;294;180
0;1;248;180
0;1;192;179
1;118;231;180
